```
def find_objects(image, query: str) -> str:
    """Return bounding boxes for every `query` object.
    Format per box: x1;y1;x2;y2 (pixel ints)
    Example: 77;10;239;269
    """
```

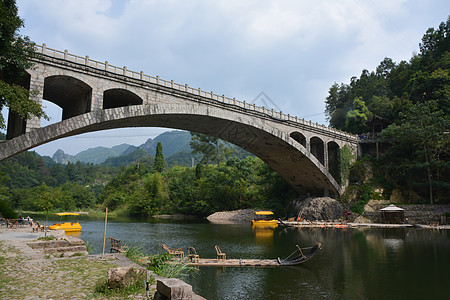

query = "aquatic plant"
147;253;198;278
124;242;146;265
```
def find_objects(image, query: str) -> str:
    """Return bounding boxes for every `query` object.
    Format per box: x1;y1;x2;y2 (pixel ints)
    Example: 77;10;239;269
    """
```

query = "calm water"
42;215;449;299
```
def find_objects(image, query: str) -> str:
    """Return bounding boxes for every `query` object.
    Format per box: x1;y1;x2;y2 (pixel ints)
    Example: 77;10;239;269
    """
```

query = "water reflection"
30;214;450;300
252;226;275;245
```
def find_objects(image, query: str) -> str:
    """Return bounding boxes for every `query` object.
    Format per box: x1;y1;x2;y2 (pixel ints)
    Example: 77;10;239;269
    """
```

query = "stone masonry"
1;44;358;197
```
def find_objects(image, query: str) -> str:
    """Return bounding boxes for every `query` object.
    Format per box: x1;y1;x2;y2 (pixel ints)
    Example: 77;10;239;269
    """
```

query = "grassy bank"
0;240;144;299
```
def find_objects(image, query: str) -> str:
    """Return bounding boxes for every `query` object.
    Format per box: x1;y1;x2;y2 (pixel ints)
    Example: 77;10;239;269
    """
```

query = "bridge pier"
27;69;45;133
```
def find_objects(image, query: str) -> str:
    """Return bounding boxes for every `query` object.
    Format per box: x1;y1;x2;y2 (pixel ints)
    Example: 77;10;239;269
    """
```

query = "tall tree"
381;101;449;203
154;141;165;172
0;0;46;129
190;132;233;167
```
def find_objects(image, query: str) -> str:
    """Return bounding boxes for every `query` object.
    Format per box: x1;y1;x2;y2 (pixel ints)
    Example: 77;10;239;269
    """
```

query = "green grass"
37;236;56;241
92;275;147;298
148;253;198;279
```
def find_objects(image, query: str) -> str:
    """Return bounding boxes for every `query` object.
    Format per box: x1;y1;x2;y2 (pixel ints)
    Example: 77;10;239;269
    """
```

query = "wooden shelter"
381;205;405;224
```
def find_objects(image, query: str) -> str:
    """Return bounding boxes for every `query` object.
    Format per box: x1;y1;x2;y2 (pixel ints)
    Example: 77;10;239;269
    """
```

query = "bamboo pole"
102;207;108;259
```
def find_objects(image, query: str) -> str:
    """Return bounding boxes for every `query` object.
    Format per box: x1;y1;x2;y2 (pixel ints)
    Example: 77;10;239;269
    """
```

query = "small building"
381;204;405;224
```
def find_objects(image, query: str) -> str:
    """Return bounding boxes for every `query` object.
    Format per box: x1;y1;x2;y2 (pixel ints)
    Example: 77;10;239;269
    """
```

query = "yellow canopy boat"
251;211;278;228
48;213;82;232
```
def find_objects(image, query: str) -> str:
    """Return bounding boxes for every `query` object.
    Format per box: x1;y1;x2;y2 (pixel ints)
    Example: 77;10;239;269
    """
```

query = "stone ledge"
155;277;193;300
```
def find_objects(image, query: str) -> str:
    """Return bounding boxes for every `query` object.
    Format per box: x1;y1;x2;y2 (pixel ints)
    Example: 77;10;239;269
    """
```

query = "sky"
2;0;448;157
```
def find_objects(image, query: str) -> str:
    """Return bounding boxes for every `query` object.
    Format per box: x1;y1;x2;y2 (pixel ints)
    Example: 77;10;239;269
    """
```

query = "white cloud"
10;0;449;156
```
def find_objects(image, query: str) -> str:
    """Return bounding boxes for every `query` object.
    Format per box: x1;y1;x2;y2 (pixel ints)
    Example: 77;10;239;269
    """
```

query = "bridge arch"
0;103;342;196
1;45;359;197
43;75;92;120
310;136;325;165
103;88;143;109
290;131;306;148
327;141;340;183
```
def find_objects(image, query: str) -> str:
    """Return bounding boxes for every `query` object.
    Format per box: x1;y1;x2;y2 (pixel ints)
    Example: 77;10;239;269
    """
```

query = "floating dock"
188;258;280;267
183;243;321;267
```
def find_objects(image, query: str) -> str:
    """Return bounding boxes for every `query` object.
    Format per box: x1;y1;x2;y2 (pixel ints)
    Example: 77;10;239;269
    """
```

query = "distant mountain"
52;144;133;164
52;149;72;164
101;148;153;168
74;144;132;164
138;130;192;157
51;130;193;165
50;130;250;166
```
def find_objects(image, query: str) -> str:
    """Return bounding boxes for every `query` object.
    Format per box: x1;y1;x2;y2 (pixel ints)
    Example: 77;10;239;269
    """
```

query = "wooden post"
102;207;108;259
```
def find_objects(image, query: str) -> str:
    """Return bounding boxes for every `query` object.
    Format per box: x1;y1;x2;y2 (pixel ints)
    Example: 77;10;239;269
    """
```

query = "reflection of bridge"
1;44;358;196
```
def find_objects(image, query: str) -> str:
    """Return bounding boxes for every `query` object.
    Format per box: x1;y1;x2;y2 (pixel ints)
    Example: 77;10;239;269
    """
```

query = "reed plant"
148;253;198;278
124;242;146;265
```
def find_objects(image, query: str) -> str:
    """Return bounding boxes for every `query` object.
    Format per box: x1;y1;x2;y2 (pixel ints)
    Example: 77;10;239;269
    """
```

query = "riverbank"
0;227;151;299
280;220;450;230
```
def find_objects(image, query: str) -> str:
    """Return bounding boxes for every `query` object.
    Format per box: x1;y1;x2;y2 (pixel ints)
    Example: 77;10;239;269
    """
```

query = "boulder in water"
290;197;343;221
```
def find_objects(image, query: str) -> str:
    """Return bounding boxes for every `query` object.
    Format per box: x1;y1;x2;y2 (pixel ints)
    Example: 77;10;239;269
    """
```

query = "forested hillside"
326;17;449;204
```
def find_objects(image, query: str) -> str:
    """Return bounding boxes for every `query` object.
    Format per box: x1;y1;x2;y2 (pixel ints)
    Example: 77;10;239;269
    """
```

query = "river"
43;215;449;299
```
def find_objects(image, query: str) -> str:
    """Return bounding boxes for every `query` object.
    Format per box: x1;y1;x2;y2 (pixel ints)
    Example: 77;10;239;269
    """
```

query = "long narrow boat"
186;243;321;267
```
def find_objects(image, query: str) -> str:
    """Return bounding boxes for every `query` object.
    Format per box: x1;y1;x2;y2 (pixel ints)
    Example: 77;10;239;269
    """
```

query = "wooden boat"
186;243;321;267
48;212;82;232
251;211;278;228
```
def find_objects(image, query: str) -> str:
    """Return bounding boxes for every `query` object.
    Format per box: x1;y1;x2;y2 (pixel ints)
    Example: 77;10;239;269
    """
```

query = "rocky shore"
206;198;449;227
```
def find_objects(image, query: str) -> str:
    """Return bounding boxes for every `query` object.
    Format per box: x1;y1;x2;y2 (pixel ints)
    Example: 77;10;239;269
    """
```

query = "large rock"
108;267;146;289
290;197;343;221
155;278;193;300
207;209;256;224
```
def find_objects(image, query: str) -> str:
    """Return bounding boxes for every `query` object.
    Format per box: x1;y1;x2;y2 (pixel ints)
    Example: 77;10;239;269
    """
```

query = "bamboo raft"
185;243;321;267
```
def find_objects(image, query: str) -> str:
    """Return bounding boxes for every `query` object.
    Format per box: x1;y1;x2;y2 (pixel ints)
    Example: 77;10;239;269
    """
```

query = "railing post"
64;49;68;60
140;71;144;80
42;43;46;53
123;66;127;76
105;61;108;71
85;56;89;65
171;80;174;88
185;84;188;91
156;76;160;84
198;87;201;95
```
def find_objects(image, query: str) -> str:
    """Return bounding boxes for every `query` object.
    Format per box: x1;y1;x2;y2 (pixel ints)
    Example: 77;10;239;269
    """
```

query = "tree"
190;132;234;167
0;0;46;129
154;141;165;172
345;97;373;133
381;101;449;203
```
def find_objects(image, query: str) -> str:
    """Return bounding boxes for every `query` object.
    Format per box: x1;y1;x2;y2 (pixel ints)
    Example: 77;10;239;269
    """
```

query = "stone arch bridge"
1;44;358;197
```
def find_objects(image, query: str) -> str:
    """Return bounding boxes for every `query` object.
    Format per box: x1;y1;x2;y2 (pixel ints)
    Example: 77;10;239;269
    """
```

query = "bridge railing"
35;44;357;141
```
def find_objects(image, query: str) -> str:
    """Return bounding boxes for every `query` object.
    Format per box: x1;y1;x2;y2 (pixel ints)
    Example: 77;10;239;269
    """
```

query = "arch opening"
310;136;324;165
290;131;306;148
6;72;31;139
328;141;340;184
103;89;143;109
43;75;92;120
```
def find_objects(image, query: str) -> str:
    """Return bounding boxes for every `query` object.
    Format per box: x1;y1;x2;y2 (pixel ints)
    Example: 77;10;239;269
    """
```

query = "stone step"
43;245;87;254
